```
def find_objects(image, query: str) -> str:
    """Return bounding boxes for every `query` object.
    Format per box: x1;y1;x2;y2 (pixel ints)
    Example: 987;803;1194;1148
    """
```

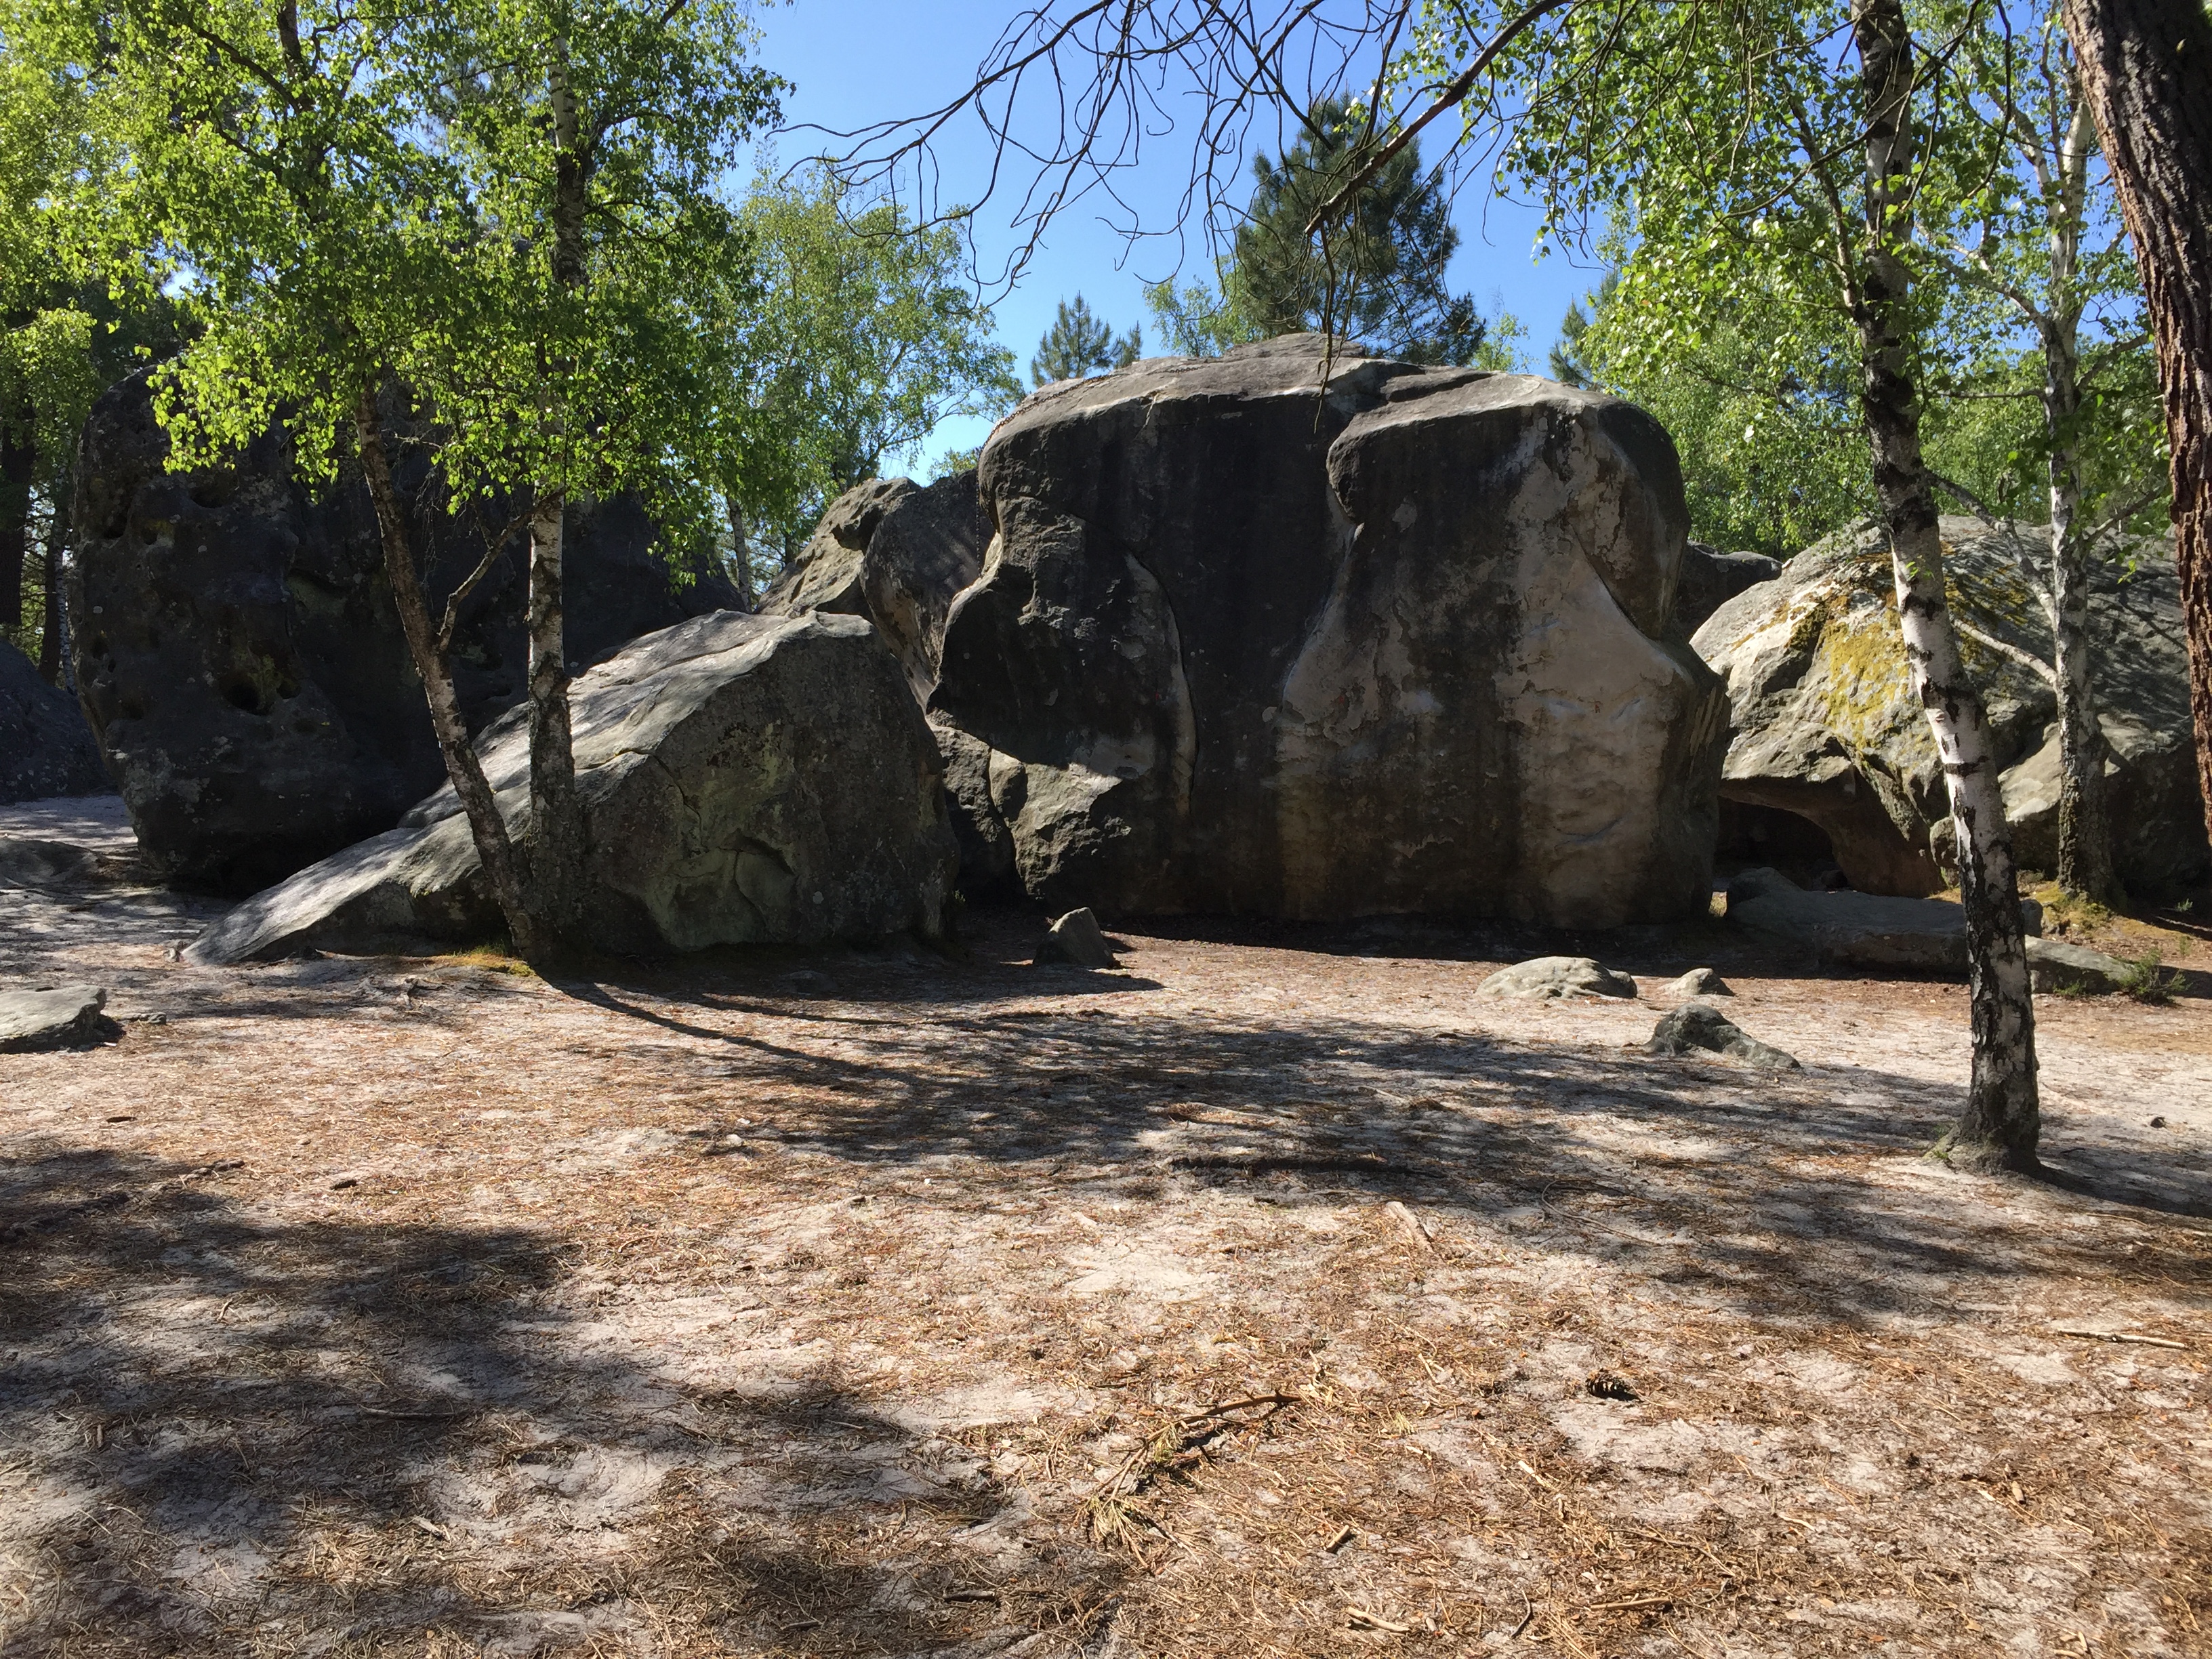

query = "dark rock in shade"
1038;907;1118;968
1692;516;2207;897
0;985;117;1051
186;611;959;964
933;337;1729;925
1724;865;2043;972
0;837;98;887
0;641;110;804
1672;544;1782;636
68;373;743;893
1647;1002;1799;1069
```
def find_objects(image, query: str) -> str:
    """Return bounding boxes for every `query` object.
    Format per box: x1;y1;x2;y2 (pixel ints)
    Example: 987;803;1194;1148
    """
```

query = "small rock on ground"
1038;907;1118;969
1664;966;1732;998
1647;1002;1799;1069
2026;937;2136;995
0;985;117;1052
1477;957;1639;1000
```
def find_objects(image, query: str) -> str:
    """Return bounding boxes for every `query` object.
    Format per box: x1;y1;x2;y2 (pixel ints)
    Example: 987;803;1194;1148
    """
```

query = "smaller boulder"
1672;544;1780;636
0;838;98;888
1647;1002;1799;1069
1664;966;1732;997
0;985;116;1051
1039;907;1118;968
1726;867;2041;970
2025;937;2134;995
1477;957;1639;1000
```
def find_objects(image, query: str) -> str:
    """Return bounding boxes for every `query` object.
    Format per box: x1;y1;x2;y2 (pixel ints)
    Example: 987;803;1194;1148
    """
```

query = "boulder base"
935;339;1727;925
0;985;114;1050
188;611;958;963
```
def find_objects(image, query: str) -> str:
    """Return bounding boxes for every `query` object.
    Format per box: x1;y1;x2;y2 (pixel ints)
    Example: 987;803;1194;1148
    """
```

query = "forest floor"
3;796;2210;1659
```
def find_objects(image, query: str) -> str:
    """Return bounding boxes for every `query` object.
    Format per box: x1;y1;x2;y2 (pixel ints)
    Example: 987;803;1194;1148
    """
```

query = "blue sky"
748;0;1613;468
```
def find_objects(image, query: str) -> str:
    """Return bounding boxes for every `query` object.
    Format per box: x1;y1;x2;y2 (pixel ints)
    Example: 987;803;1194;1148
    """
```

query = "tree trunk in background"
353;390;546;960
0;417;34;642
728;495;755;611
38;464;70;684
1854;0;2040;1170
525;489;588;936
2064;0;2212;852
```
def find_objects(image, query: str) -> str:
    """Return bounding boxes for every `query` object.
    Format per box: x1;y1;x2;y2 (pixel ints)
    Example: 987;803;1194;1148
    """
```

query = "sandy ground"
3;798;2209;1659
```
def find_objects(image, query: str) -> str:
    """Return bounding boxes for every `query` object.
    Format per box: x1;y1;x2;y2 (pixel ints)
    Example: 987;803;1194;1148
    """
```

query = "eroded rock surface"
188;611;958;963
1477;957;1639;1000
1692;517;2207;897
933;338;1729;924
1725;865;2042;971
70;373;743;893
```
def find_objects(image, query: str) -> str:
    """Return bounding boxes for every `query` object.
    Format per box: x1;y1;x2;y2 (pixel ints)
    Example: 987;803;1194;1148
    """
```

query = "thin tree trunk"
38;464;70;684
0;417;34;642
1853;0;2039;1170
516;33;592;941
2047;432;2121;903
727;494;754;611
525;487;587;934
352;388;547;960
2063;0;2212;853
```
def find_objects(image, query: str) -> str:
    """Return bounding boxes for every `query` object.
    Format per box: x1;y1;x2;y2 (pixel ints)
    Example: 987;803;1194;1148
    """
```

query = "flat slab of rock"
0;837;98;888
1664;966;1732;997
1725;867;2041;971
1647;1002;1799;1069
1477;957;1638;1000
188;611;958;964
2026;937;2136;994
1038;907;1118;968
0;985;113;1050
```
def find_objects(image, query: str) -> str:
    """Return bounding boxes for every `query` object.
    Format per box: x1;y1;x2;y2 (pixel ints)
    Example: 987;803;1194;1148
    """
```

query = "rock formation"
1;642;108;804
1725;865;2042;970
70;373;743;891
1692;516;2207;897
1673;544;1782;636
930;337;1729;925
188;611;958;964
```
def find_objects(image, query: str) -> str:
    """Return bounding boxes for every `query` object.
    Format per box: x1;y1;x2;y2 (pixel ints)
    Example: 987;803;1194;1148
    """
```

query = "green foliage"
1031;293;1141;386
930;445;983;480
1143;272;1262;359
34;0;784;558
1228;98;1483;365
2115;950;2180;1005
731;165;1019;565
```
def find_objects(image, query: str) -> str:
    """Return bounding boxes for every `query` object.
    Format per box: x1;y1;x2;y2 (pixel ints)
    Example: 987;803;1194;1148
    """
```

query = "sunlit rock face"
928;335;1729;926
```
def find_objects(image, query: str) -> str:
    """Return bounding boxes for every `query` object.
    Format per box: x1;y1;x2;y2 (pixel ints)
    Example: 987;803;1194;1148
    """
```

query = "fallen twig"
1384;1200;1439;1256
1347;1605;1412;1633
2049;1326;2188;1350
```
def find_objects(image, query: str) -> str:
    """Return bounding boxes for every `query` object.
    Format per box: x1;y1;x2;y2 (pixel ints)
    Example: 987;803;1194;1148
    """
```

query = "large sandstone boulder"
1725;865;2041;970
70;374;743;892
1692;516;2207;897
930;337;1729;925
1;642;109;804
760;473;1009;895
186;611;958;964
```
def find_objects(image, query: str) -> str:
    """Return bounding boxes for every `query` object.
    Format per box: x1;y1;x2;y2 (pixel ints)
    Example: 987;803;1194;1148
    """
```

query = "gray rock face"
1477;956;1639;1000
933;338;1729;924
1664;966;1732;997
1692;516;2207;897
760;473;1008;897
1;642;108;804
70;373;743;893
1647;1002;1798;1068
1673;544;1781;636
1038;906;1118;968
0;984;113;1050
186;611;958;964
2024;937;2135;994
1725;865;2042;970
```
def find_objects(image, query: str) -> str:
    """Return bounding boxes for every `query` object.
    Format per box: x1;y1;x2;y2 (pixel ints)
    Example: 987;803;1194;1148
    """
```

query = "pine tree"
1229;99;1483;365
1030;294;1141;386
